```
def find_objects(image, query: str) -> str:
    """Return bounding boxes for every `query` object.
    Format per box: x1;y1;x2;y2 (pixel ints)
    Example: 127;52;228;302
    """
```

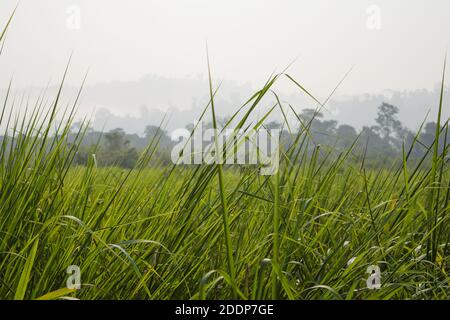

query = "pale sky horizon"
0;0;449;98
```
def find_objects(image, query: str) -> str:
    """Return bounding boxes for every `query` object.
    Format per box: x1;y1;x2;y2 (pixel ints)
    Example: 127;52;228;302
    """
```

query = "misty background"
0;0;449;135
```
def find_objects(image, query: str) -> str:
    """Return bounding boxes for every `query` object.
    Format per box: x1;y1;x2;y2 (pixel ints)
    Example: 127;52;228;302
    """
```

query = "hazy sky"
0;0;449;97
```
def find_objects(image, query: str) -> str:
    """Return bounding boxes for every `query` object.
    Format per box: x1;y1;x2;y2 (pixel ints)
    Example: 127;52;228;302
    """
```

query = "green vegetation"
69;102;448;170
0;11;448;300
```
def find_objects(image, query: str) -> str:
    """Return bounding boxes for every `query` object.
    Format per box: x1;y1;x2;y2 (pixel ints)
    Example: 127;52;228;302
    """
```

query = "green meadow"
0;9;448;300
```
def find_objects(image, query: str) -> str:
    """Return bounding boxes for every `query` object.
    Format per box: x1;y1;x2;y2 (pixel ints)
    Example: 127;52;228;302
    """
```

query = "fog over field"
0;0;449;133
1;77;448;134
0;0;449;303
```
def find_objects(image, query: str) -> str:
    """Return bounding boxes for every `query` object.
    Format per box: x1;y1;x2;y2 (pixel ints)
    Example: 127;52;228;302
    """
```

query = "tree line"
71;102;449;168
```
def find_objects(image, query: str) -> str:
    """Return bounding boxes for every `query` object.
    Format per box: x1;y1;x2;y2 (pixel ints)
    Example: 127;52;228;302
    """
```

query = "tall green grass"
0;11;449;300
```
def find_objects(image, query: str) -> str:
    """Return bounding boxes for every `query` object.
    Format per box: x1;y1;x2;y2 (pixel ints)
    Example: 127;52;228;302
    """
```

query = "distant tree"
265;121;282;130
298;109;337;146
375;102;403;142
420;121;448;154
336;124;358;149
336;124;357;137
422;122;437;147
144;125;171;153
316;119;337;134
102;128;138;168
144;125;167;139
403;130;423;158
360;125;396;161
104;128;127;150
300;108;323;124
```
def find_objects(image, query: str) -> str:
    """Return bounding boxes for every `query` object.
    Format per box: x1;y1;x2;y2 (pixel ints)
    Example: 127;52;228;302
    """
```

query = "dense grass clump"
0;67;448;300
0;12;449;300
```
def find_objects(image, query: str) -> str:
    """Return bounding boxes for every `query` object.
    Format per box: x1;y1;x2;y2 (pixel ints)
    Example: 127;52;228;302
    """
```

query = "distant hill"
1;75;448;134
